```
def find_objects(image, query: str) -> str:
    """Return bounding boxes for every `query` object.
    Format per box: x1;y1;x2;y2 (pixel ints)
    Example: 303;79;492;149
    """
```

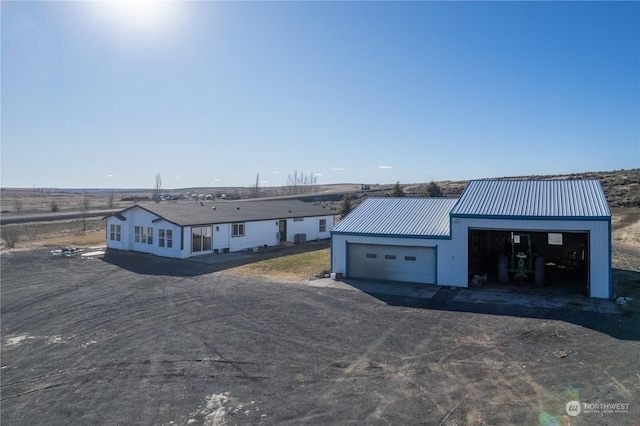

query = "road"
0;209;120;225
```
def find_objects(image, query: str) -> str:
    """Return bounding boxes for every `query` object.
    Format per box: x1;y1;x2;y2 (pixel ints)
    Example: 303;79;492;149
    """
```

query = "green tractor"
497;233;545;286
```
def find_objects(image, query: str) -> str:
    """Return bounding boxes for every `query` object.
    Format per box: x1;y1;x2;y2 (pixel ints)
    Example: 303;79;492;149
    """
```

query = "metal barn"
330;179;612;299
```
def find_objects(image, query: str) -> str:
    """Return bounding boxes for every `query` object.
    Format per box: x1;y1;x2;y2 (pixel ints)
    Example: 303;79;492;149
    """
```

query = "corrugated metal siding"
451;179;611;218
331;198;457;237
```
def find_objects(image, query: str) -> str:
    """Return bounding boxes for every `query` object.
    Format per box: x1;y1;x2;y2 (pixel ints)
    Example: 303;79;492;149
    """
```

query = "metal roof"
331;197;458;238
115;200;333;227
451;179;611;219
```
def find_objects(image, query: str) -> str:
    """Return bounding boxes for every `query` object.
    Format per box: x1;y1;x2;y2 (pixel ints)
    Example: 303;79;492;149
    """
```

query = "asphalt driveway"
2;249;638;425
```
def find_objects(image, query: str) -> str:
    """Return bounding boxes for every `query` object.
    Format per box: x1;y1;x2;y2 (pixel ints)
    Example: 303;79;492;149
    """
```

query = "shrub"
2;227;20;248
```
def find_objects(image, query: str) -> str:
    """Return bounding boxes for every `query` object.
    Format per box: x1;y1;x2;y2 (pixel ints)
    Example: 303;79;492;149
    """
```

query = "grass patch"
38;230;106;247
228;248;330;281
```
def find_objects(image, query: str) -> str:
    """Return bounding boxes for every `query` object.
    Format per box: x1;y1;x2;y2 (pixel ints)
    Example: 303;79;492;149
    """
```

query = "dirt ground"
1;248;639;425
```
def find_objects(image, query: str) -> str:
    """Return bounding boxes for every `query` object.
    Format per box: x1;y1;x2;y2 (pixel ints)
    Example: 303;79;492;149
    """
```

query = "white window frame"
232;223;245;237
319;218;326;233
135;226;153;244
110;224;121;241
159;229;173;248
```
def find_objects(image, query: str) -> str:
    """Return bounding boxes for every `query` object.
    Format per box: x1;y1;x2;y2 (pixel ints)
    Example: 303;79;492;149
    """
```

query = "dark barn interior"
468;229;589;295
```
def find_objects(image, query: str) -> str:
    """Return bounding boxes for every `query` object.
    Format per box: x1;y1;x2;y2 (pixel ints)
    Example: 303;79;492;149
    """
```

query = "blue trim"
434;244;438;285
330;235;334;272
331;231;451;240
608;219;613;299
345;240;349;278
450;213;610;221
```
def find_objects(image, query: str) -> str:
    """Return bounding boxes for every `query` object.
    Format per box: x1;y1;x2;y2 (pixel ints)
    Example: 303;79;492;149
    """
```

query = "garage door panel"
348;243;436;284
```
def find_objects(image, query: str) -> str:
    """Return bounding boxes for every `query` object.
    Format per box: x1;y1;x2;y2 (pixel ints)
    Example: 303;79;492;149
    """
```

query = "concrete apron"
307;278;620;314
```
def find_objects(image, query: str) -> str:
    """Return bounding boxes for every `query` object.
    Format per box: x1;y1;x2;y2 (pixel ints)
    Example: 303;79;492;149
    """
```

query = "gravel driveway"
2;249;638;425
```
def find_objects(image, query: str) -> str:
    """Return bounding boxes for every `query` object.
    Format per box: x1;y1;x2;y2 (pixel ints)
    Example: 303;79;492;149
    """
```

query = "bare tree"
284;170;318;195
80;194;90;232
13;198;23;214
107;189;115;208
152;173;162;203
251;173;261;198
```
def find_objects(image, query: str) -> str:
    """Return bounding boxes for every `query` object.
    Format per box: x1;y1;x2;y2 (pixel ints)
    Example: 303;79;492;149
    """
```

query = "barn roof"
113;200;333;227
331;198;458;238
451;179;611;219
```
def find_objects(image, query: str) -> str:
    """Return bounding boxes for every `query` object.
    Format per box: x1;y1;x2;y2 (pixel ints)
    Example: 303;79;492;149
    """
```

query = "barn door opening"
467;229;589;295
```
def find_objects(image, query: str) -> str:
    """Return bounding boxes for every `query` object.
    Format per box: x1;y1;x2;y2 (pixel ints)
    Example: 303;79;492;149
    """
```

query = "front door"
278;220;287;241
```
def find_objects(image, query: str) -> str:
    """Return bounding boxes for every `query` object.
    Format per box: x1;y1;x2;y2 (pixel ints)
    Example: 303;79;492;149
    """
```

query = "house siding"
106;207;334;259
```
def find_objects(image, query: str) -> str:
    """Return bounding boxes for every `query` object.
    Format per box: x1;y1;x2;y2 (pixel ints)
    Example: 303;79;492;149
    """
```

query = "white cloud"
106;174;114;178
271;171;279;174
313;173;324;176
330;167;345;171
378;165;393;169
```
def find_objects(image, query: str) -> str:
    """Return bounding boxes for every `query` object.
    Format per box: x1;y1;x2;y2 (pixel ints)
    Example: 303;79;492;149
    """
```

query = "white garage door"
348;243;436;284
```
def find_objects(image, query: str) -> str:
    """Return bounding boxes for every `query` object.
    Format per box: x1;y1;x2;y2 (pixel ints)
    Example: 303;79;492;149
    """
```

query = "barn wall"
331;234;459;287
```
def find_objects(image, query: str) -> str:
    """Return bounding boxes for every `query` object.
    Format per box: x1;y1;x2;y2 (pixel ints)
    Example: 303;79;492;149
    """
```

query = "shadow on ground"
100;241;330;277
336;270;640;342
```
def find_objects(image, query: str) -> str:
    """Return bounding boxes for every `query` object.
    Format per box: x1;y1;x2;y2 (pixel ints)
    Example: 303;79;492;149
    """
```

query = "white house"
105;200;335;259
331;179;612;299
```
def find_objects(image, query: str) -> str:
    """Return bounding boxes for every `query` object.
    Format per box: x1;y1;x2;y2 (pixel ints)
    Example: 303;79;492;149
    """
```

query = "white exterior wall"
229;221;279;252
283;215;335;242
331;234;457;286
212;224;231;253
105;216;128;251
451;217;611;298
106;208;185;258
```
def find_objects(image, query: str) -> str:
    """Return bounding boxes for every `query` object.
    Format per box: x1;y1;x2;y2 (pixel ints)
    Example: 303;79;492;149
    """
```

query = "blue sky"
2;1;638;189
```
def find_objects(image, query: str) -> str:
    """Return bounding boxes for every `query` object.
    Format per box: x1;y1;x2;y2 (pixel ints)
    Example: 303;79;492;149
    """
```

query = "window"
110;224;121;241
166;230;173;248
548;233;563;246
232;223;245;237
135;226;153;244
366;253;377;259
293;218;304;222
159;229;174;248
319;219;327;233
385;255;396;260
192;227;212;252
405;256;417;261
